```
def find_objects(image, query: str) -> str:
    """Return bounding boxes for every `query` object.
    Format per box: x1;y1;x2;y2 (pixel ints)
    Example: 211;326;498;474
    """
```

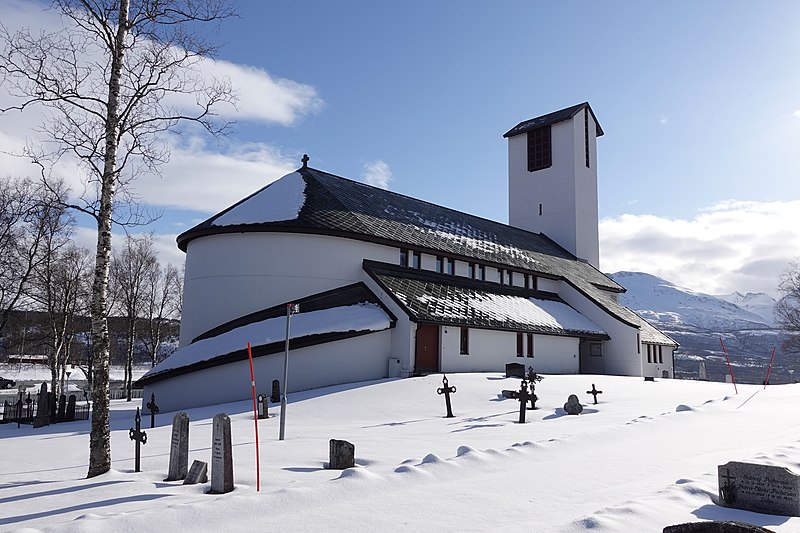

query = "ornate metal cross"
146;393;159;428
517;380;531;424
129;407;148;473
719;468;736;504
586;384;603;405
436;374;457;418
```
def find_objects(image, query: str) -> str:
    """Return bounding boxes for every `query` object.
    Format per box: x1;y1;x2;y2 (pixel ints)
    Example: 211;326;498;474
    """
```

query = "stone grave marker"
48;391;57;421
57;393;67;422
270;379;280;404
66;394;76;421
505;362;525;378
328;439;355;469
33;383;50;428
586;384;603;405
257;394;268;419
564;394;583;415
436;374;456;418
184;460;208;485
718;461;800;516
164;412;190;481
207;413;234;494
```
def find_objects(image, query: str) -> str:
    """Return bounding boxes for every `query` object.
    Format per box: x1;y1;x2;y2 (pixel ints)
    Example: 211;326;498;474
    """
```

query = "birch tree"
142;261;181;367
0;0;235;477
777;259;800;354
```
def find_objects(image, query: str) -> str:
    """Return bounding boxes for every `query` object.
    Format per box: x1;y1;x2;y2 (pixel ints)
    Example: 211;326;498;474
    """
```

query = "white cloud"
361;160;393;190
600;200;800;297
793;110;800;119
71;226;185;271
658;114;669;125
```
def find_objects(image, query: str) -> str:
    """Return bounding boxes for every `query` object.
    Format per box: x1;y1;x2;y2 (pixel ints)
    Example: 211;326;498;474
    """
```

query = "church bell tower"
505;102;603;269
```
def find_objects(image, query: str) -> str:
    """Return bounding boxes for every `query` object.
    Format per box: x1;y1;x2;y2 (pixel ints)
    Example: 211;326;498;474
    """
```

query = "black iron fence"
0;393;89;425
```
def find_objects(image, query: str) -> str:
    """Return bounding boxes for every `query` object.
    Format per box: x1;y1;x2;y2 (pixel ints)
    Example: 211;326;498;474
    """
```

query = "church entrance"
415;324;440;373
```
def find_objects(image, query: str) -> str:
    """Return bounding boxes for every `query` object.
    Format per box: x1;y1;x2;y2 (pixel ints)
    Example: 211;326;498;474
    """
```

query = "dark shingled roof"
177;165;676;346
503;102;604;139
365;261;609;340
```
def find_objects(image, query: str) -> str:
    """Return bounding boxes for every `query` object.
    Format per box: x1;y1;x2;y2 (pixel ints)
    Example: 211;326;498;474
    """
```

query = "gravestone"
257;394;268;419
33;383;50;428
207;413;234;494
184;460;208;485
49;392;57;421
699;361;708;381
66;394;77;421
505;362;525;378
164;412;190;481
663;521;775;532
270;380;280;404
328;439;355;469
129;407;147;472
57;393;67;422
718;461;800;516
644;376;655;382
563;394;583;415
586;384;603;405
436;374;456;418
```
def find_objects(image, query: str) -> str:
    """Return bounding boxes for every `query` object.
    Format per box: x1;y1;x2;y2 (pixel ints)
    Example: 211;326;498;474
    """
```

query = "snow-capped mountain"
608;271;776;331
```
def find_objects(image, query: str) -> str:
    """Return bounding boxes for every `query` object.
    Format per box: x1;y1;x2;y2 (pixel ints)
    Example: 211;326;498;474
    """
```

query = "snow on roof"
142;303;390;379
211;171;306;226
471;294;605;335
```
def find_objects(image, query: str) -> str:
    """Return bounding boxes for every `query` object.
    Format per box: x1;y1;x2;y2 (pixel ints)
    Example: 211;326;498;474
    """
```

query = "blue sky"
2;1;800;297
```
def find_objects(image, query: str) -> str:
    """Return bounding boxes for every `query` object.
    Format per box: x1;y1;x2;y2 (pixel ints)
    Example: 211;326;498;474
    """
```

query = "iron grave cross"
586;384;603;405
129;407;148;473
437;374;457;418
146;393;159;428
517;379;531;424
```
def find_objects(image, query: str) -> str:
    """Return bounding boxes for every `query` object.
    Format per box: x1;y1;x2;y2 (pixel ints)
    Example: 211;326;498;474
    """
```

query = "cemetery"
2;373;800;531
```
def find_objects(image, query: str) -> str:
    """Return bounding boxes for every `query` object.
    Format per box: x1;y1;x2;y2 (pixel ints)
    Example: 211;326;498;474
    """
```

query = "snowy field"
1;374;799;532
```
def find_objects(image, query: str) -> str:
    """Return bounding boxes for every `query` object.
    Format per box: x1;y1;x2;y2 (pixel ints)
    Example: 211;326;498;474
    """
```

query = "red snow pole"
247;342;261;491
763;346;777;389
719;337;738;394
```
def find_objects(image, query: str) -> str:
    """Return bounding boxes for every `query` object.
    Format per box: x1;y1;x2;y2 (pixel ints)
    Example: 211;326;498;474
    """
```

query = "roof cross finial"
301;154;309;168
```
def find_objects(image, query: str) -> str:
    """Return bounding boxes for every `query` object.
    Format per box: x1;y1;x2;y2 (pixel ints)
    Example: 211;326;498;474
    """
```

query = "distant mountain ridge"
607;271;786;384
608;271;776;330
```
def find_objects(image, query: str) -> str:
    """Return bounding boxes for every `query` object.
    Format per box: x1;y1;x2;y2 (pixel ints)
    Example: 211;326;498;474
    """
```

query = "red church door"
415;324;440;373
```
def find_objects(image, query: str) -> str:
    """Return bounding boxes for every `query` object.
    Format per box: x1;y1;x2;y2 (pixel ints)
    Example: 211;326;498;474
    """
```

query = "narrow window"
400;248;408;267
477;264;485;281
590;343;602;357
527;333;534;358
584;108;590;168
538;203;543;216
412;251;421;270
647;345;652;363
446;258;455;276
658;345;663;364
506;271;513;286
435;256;443;273
637;334;640;354
460;327;469;355
468;262;475;279
497;269;503;284
527;125;552;172
516;333;524;357
524;274;530;290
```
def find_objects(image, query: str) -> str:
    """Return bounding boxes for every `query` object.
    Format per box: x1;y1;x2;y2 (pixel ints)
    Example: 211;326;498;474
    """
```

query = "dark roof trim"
192;282;396;343
136;328;388;387
503;102;604;138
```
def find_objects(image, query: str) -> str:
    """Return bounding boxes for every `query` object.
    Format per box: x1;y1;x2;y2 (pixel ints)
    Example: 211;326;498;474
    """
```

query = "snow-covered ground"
1;374;799;532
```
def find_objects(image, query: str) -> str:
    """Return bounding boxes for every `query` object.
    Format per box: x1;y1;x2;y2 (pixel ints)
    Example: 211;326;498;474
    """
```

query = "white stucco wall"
507;111;599;268
142;330;393;413
538;277;560;293
642;344;675;379
439;326;579;374
559;282;643;376
180;232;397;345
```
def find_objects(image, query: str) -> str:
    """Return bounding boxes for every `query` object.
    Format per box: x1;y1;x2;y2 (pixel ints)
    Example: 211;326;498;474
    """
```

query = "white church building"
139;103;677;412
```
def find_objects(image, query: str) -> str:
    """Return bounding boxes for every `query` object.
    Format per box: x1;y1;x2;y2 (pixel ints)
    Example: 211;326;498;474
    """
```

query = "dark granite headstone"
563;394;583;415
663;521;775;532
33;383;50;428
718;461;800;516
505;363;525;378
165;412;190;481
270;379;280;404
57;394;67;422
257;394;268;419
207;413;233;494
66;394;76;421
328;439;355;470
184;460;208;485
